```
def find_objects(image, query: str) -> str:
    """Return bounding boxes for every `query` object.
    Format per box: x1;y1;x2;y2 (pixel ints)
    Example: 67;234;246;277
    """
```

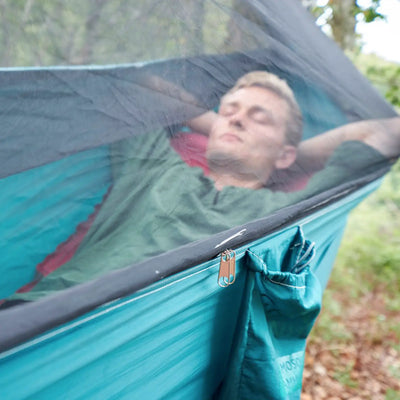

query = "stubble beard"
206;147;267;185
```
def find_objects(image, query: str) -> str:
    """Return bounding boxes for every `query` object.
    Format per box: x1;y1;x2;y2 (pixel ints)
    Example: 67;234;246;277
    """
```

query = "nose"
228;110;245;129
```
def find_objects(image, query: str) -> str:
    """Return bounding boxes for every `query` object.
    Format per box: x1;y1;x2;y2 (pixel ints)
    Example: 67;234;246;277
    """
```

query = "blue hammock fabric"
0;188;379;399
219;228;321;400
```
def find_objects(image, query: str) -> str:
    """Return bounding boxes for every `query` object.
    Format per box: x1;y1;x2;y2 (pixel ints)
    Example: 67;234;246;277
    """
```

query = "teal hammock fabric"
219;228;321;399
0;146;111;299
0;180;380;400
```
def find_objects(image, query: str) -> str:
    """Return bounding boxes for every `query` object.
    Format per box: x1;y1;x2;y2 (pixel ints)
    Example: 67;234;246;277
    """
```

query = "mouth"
220;133;243;143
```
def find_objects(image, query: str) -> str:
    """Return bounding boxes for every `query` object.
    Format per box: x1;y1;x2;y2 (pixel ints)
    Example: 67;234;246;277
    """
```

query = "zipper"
217;249;236;287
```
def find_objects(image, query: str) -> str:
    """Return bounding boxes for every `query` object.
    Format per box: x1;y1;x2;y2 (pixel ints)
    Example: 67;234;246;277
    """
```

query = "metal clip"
218;249;236;288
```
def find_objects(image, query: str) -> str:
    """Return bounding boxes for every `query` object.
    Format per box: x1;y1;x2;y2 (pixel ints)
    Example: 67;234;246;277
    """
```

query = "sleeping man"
6;71;400;302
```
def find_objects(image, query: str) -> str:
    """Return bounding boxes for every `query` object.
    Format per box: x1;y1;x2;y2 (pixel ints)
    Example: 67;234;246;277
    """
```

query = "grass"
303;161;400;398
315;160;400;341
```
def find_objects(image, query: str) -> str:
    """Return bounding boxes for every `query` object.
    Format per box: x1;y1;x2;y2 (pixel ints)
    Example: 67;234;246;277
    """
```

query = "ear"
274;145;297;170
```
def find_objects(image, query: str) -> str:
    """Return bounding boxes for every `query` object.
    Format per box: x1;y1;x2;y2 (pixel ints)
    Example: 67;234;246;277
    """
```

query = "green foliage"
309;0;385;50
0;0;235;67
360;0;386;23
311;291;354;343
334;161;400;296
311;159;400;352
362;6;384;23
333;364;359;389
386;389;400;400
351;53;400;110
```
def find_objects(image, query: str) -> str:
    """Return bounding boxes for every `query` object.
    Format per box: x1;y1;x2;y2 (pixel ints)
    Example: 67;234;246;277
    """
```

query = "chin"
206;148;247;170
207;147;236;162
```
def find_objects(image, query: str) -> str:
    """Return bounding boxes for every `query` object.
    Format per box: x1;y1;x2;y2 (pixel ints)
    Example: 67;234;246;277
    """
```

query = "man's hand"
142;73;218;135
362;117;400;160
296;116;400;172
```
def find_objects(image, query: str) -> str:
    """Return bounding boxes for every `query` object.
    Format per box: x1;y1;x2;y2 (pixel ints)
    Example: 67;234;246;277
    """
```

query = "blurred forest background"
301;1;400;399
0;0;398;398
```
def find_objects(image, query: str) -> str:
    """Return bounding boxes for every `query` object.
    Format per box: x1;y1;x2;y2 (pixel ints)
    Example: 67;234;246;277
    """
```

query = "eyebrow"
220;99;238;108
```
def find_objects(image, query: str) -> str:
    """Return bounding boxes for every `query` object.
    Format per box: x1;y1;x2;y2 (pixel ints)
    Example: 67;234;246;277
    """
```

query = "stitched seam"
268;278;306;289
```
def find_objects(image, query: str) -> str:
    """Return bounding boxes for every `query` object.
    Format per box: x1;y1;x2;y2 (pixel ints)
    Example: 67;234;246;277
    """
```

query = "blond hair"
227;71;303;146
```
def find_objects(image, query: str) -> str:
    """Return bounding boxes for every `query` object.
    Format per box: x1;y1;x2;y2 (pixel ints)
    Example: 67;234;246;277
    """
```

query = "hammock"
0;1;397;399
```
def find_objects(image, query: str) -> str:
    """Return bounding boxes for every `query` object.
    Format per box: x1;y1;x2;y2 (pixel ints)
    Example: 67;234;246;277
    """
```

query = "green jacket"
11;130;385;300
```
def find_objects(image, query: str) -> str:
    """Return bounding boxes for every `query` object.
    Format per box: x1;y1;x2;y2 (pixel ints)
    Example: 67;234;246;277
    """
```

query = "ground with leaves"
302;164;400;399
302;291;400;399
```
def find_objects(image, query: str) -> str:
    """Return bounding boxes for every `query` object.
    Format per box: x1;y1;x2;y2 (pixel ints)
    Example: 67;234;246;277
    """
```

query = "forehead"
222;86;289;115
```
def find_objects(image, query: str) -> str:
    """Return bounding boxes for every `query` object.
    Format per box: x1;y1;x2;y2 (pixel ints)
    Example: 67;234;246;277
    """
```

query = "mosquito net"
1;3;400;399
0;0;398;306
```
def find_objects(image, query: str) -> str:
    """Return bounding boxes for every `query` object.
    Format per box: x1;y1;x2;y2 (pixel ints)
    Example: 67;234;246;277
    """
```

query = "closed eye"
219;102;238;116
249;107;275;125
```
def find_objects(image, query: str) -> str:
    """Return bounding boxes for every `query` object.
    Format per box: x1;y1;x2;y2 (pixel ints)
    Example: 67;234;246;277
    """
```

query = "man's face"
206;86;296;183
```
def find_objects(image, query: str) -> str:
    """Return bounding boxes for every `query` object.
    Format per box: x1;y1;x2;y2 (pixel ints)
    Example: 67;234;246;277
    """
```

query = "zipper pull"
218;249;236;287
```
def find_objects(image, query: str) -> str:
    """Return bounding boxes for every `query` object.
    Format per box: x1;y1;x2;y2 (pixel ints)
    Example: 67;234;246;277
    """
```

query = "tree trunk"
328;0;357;51
180;0;205;54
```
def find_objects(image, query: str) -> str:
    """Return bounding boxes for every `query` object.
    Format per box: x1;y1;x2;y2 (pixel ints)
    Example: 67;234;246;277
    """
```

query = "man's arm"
185;111;217;136
142;73;218;135
296;117;400;172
